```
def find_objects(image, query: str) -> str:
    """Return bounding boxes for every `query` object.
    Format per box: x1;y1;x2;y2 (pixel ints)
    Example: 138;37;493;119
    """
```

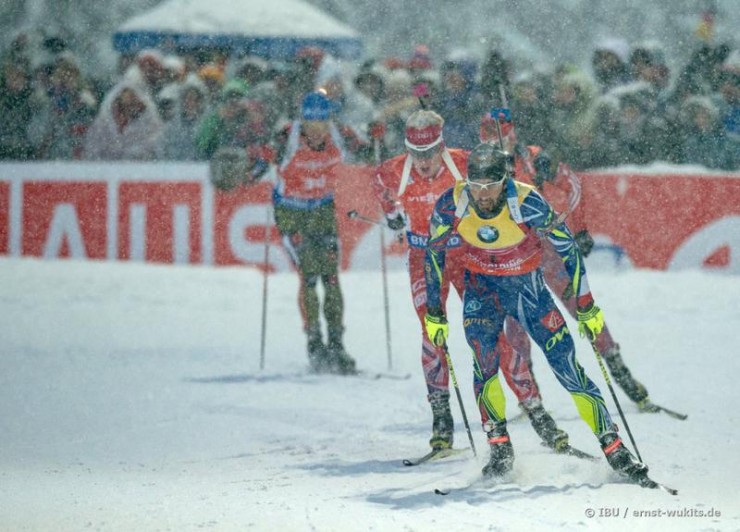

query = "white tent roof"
114;0;362;59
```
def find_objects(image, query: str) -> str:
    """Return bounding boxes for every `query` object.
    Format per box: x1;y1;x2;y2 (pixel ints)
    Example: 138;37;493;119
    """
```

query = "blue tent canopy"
113;0;363;60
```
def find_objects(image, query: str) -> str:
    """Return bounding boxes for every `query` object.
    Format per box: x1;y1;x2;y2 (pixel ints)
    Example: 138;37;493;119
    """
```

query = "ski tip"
638;476;678;495
658;484;679;495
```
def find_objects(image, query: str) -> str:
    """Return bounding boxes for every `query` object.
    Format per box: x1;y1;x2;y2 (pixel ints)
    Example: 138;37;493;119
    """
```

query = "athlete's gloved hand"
424;307;448;347
574;230;595;257
533;152;554;187
386;213;405;231
577;303;604;340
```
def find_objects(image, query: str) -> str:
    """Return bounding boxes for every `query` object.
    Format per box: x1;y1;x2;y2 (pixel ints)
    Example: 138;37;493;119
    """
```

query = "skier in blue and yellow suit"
423;143;646;481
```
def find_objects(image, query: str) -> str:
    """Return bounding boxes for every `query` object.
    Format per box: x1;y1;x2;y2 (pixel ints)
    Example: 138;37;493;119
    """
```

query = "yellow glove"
577;304;604;340
424;311;448;347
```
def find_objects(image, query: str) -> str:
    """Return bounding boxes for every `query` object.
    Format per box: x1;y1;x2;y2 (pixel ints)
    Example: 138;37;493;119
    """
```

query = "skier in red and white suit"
480;112;654;410
374;110;570;452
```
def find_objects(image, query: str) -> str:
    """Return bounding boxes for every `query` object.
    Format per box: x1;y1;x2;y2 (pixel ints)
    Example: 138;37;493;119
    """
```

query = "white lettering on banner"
406;192;440;204
43;204;86;258
304;176;327;191
129;204;146;261
173;204;190;264
228;204;291;271
669;216;740;273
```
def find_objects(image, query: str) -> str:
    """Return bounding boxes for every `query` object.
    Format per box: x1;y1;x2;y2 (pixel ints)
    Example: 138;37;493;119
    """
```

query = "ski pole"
374;138;393;370
347;210;405;244
347;210;382;226
259;203;271;370
589;339;643;462
443;343;477;457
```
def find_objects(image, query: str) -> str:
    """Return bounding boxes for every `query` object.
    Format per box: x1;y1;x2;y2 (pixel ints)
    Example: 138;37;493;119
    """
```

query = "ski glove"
574;230;595;257
386;213;405;231
577;303;604;340
533;152;554;186
424;308;448;347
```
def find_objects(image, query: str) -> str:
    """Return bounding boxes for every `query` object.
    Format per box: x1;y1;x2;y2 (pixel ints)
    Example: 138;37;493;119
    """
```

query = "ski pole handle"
347;210;382;226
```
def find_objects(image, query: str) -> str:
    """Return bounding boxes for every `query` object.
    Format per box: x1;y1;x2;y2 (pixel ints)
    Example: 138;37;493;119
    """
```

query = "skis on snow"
548;443;598;461
434;470;678;496
632;473;678;495
402;447;469;466
638;400;688;420
305;368;411;380
353;370;411;381
404;442;595;468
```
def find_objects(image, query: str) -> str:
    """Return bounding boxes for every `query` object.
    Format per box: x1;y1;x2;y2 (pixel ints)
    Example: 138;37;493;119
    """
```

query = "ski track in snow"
0;257;738;531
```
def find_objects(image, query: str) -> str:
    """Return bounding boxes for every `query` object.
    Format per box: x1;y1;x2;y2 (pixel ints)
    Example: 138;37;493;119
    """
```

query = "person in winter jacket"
0;58;37;159
680;95;739;170
432;56;485;150
83;81;163;160
35;53;97;160
590;37;632;94
161;74;208;160
196;79;256;159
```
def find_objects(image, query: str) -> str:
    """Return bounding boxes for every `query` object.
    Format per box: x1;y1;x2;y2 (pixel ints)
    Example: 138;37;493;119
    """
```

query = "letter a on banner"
43;204;86;258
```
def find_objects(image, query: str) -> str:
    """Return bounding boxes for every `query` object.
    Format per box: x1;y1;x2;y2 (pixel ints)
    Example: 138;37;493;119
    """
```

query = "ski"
434;474;512;495
638;401;687;420
435;474;677;497
306;368;411;380
402;447;469;467
632;473;678;495
549;443;599;461
354;370;412;381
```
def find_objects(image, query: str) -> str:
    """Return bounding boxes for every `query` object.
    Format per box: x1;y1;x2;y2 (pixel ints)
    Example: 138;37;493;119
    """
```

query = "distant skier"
272;91;368;375
423;143;647;480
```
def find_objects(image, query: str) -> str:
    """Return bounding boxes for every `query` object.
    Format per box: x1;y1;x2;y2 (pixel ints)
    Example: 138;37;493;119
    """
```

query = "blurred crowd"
1;31;738;171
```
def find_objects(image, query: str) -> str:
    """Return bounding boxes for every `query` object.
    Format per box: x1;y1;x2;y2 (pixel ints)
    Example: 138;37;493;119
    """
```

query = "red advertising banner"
0;181;8;255
22;181;108;259
0;162;738;273
582;172;740;270
118;182;202;263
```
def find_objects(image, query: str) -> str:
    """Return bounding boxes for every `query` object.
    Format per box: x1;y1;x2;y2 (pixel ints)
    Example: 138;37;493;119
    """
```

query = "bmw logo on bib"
477;225;499;243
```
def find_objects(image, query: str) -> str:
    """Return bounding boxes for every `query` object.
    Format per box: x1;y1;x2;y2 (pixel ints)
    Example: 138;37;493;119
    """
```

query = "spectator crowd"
1;31;738;171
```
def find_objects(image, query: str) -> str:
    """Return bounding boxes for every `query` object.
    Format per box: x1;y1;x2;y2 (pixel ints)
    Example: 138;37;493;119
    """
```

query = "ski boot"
428;391;454;450
602;345;650;404
482;421;514;477
307;327;331;374
525;403;570;452
325;330;357;375
600;432;648;481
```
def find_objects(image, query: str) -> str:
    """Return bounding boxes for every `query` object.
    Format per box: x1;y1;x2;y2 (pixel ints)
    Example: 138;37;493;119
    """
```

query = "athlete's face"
467;178;505;213
302;120;330;148
409;147;443;179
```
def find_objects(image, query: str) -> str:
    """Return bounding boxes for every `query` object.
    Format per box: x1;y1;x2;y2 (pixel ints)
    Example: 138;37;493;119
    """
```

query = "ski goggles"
407;143;443;159
466;175;507;190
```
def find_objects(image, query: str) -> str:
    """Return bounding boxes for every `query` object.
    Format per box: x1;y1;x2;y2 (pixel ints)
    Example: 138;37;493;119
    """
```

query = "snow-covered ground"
1;257;738;531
